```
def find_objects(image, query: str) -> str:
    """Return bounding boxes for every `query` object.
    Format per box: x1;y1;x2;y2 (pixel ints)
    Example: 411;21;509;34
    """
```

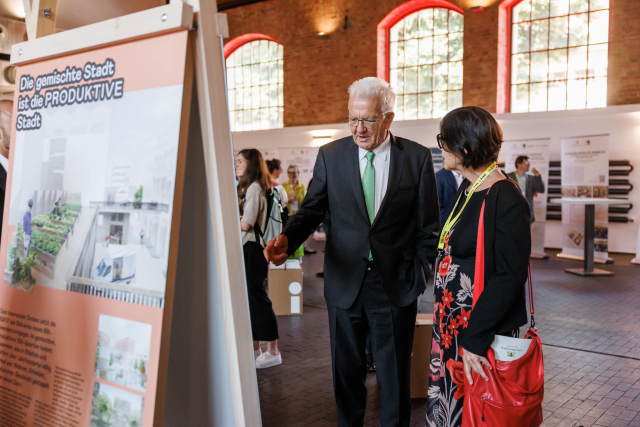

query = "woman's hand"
462;347;491;385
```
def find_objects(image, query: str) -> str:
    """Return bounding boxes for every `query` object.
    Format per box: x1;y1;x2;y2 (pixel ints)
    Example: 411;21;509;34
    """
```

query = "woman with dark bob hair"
426;107;531;427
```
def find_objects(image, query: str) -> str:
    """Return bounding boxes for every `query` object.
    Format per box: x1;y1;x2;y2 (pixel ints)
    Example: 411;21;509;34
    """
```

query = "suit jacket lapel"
372;133;405;229
348;141;370;222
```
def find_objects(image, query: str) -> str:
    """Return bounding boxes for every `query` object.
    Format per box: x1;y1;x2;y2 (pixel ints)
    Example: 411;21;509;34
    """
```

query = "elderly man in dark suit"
506;155;545;223
264;77;440;427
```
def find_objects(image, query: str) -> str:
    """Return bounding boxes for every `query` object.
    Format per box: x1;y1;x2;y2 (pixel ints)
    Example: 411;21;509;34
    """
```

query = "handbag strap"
472;179;536;330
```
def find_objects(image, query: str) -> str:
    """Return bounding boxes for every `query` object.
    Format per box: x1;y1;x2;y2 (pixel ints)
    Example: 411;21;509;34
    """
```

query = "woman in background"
236;149;282;369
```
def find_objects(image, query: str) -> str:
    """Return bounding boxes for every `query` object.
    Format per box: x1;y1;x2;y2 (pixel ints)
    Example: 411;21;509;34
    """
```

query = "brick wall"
224;0;640;127
608;0;640;106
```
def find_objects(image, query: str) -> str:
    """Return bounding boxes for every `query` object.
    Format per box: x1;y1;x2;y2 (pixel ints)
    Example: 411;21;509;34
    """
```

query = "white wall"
232;104;640;254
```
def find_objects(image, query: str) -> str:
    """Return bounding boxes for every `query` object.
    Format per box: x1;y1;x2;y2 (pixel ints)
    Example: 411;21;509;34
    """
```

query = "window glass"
389;8;463;120
510;0;608;112
226;40;284;131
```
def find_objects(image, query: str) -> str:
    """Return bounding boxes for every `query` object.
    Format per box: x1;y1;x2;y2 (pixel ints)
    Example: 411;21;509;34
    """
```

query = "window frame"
497;0;609;113
377;0;464;82
223;33;283;131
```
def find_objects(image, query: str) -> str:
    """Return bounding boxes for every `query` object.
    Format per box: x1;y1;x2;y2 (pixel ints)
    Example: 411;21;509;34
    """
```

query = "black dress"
426;182;528;427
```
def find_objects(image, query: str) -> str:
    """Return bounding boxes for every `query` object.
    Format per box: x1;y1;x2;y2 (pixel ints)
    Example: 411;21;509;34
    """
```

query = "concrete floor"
256;240;640;427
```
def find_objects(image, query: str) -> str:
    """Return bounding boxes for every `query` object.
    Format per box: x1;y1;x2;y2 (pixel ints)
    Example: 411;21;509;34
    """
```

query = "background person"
427;107;531;427
435;168;463;227
264;77;439;427
507;155;545;223
235;148;282;369
266;158;284;184
23;199;33;258
282;164;312;255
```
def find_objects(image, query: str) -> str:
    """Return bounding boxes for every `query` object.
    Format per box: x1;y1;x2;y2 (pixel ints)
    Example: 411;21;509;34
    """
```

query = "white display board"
559;135;609;260
279;147;319;189
504;139;550;258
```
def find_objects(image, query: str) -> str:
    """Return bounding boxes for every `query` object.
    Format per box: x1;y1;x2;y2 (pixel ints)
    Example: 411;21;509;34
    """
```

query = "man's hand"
264;235;289;266
531;167;540;176
462;347;491;385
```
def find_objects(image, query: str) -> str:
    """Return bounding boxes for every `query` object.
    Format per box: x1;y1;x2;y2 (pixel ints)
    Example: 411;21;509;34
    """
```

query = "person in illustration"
506;155;545;223
140;229;145;244
115;231;121;244
23;199;33;258
0;100;13;239
264;77;440;427
52;198;61;216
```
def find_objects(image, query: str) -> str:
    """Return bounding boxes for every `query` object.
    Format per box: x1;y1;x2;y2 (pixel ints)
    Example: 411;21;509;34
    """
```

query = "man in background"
435;168;463;226
23;199;32;258
0;100;13;239
507;155;545;223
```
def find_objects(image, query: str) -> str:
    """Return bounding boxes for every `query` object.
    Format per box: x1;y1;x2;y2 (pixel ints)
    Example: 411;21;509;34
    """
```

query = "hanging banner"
504;139;550;258
0;31;189;426
279;147;319;189
559;135;609;261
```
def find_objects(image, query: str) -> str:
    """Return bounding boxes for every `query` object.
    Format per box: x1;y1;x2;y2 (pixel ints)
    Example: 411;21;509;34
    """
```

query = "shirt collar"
359;132;391;161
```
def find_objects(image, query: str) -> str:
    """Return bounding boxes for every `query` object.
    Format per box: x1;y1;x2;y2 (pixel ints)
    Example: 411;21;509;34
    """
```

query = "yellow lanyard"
437;163;498;251
515;172;526;191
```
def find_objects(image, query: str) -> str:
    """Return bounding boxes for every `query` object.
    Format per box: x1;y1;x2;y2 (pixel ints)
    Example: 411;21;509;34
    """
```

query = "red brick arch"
377;0;465;82
223;33;279;59
497;0;526;113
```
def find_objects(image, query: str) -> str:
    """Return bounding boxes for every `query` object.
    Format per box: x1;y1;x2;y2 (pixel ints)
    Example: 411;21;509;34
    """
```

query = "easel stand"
11;2;261;426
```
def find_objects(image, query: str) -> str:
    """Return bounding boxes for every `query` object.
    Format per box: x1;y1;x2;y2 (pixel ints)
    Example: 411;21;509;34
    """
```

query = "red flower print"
438;255;452;277
436;303;445;322
442;289;454;310
445;234;451;249
456;308;471;329
439;322;444;334
442;331;453;349
448;318;460;336
446;359;467;400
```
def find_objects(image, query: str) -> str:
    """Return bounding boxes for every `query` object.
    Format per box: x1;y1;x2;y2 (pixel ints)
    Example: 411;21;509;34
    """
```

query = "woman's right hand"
462;347;491;385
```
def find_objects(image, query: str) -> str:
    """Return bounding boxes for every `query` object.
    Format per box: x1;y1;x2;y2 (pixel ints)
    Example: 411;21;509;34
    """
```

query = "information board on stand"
559;135;610;262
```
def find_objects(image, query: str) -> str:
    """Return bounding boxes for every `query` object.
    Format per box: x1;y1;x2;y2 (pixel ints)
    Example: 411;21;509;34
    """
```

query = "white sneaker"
255;351;282;369
254;348;262;359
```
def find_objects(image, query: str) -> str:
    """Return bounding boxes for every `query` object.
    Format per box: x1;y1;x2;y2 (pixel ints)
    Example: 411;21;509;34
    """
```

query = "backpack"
254;187;287;247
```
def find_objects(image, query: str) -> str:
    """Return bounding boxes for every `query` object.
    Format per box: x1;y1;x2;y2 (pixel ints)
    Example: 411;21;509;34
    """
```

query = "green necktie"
363;151;375;259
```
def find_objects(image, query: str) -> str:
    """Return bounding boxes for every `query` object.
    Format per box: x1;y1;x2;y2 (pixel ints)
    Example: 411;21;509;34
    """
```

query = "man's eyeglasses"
346;114;386;129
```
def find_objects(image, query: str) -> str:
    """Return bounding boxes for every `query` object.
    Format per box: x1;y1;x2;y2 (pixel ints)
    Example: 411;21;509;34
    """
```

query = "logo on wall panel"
289;281;302;314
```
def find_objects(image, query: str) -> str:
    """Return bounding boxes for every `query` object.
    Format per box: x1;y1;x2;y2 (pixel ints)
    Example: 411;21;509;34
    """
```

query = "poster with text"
504;139;550;257
560;135;609;260
279;147;319;189
0;30;189;426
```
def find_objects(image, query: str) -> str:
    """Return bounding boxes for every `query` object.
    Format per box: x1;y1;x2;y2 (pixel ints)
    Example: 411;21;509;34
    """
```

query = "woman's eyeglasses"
437;134;446;150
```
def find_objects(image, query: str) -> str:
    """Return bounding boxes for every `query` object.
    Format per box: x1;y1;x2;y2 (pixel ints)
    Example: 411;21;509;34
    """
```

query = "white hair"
348;77;396;115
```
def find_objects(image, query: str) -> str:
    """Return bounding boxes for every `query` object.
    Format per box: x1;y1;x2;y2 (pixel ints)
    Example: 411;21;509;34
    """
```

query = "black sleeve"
415;151;441;278
460;186;531;356
281;148;329;255
532;175;545;193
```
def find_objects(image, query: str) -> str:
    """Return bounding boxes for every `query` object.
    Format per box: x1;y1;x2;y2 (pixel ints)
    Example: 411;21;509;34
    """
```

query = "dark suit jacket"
436;168;458;226
506;171;545;222
457;178;531;356
282;134;440;309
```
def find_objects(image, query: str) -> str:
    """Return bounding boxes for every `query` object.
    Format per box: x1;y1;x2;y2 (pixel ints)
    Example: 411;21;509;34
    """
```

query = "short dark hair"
515;155;529;168
28;199;33;208
439;106;503;170
265;158;281;174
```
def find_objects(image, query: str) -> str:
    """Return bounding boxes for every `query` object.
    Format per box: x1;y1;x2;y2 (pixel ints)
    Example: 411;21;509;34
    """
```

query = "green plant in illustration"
95;342;101;370
134;185;143;209
129;410;141;427
109;353;114;366
12;249;36;287
97;394;113;424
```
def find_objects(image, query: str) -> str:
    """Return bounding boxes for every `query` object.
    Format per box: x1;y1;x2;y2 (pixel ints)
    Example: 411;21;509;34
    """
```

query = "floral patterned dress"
426;188;487;427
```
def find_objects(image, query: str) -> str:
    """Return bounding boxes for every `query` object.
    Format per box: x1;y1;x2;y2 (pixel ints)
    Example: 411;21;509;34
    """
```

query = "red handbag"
447;180;544;427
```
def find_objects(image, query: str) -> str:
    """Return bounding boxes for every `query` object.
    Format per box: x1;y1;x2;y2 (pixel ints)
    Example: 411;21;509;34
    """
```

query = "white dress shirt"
358;133;391;218
452;171;464;189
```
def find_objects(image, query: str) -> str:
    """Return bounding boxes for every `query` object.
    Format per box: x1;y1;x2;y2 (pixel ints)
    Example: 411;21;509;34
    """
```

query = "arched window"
507;0;609;113
224;34;283;131
379;1;464;121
